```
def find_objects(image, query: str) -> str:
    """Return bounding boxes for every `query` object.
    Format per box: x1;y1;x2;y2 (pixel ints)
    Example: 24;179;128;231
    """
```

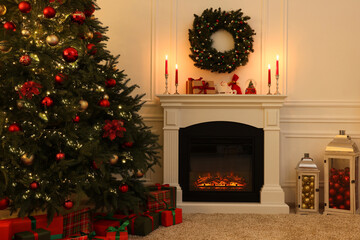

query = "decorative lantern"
324;130;360;214
295;153;320;214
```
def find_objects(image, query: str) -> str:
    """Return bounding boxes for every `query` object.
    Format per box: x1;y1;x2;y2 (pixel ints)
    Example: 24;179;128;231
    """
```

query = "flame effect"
194;172;247;191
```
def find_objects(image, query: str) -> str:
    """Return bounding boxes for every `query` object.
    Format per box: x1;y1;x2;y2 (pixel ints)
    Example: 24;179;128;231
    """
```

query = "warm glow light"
276;55;279;60
166;55;168;60
268;64;271;69
176;64;178;69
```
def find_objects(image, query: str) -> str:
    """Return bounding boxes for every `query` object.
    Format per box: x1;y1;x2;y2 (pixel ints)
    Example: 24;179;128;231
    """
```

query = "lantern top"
296;153;319;171
325;130;359;154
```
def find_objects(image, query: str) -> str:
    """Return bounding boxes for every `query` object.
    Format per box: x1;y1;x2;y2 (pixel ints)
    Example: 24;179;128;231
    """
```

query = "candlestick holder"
267;83;272;95
163;74;170;94
174;83;179;95
275;74;281;95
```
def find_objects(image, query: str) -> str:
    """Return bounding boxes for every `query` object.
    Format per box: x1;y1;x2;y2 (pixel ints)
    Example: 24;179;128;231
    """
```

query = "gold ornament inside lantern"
296;153;320;214
324;130;360;215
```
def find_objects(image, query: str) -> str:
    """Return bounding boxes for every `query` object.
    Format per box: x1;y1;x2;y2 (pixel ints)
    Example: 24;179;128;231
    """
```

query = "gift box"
0;219;12;240
10;215;63;240
160;208;182;227
147;184;176;210
14;228;51;240
105;223;129;240
146;190;171;212
192;80;216;94
186;77;203;94
128;212;159;236
93;220;120;236
63;208;92;237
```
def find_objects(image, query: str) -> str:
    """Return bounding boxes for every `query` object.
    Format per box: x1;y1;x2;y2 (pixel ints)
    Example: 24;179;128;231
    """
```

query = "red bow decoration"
188;77;203;82
193;80;215;94
19;81;42;99
103;120;126;141
228;74;242;94
155;183;170;190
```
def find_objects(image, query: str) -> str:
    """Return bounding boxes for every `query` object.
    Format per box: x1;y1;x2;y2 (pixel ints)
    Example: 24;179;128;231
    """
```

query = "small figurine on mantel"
245;80;257;94
228;74;242;94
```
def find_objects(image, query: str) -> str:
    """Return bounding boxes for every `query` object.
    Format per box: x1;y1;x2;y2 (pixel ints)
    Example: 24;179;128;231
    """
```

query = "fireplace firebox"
179;121;264;202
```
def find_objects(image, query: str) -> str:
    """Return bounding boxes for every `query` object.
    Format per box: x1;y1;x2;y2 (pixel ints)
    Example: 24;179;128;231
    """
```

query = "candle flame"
268;64;271;69
276;55;279;60
176;64;178;69
166;55;168;60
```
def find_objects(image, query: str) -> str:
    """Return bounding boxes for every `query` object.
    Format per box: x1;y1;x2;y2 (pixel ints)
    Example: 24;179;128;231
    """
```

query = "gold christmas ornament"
39;112;48;121
0;40;11;53
0;5;6;16
103;94;109;100
17;100;25;108
21;29;31;37
135;170;144;178
79;100;88;111
302;203;307;209
46;35;59;46
109;154;119;165
303;185;310;193
85;31;94;39
21;154;34;166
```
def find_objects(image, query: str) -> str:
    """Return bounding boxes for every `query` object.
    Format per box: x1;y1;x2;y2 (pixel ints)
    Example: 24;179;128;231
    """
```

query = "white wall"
96;0;360;203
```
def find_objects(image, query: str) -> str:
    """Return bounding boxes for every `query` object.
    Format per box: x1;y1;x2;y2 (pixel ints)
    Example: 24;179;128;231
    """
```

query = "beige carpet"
129;213;360;240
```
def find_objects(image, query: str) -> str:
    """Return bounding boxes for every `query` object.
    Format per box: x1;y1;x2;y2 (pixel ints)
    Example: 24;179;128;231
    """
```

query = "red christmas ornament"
0;197;10;210
84;5;95;17
19;1;31;13
86;43;97;55
56;152;65;161
4;22;16;31
19;81;42;99
119;184;128;193
98;99;110;107
329;197;333;204
330;168;337;175
94;32;102;42
103;120;126;141
63;47;78;62
329;181;334;188
338;187;345;194
41;96;53;107
336;194;344;203
43;6;56;18
338;169;345;177
8;123;21;132
105;79;116;88
334;183;341;190
73;115;80;123
30;181;39;190
329;188;336;196
345;190;350;199
72;11;86;24
339;205;346;210
332;174;339;183
20;55;32;66
343;175;350;184
345;167;350;173
345;199;351;209
123;142;134;148
55;73;67;84
64;200;74;210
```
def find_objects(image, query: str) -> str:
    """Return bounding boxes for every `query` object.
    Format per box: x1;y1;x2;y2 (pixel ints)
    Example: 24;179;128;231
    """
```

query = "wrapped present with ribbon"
192;80;216;94
62;231;97;240
105;221;129;240
14;228;51;240
228;74;242;94
10;215;63;240
93;219;121;237
186;77;203;94
159;208;182;227
146;184;176;210
63;208;92;238
128;211;159;236
0;219;12;240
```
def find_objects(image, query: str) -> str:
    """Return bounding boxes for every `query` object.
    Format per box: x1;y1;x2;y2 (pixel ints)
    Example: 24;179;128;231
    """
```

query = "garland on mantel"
188;8;255;73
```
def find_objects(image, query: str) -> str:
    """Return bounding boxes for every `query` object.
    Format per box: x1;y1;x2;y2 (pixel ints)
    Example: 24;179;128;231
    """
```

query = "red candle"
175;64;178;84
165;55;168;75
276;55;279;76
268;64;271;85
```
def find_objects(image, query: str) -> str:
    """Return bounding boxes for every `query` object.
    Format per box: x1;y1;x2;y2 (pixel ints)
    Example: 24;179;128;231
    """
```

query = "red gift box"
106;231;128;240
160;208;182;227
146;190;172;211
0;219;12;240
9;215;63;240
93;220;120;236
63;208;92;237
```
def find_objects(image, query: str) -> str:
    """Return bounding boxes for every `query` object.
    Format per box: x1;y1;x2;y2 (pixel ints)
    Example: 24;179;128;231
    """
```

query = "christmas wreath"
188;8;255;73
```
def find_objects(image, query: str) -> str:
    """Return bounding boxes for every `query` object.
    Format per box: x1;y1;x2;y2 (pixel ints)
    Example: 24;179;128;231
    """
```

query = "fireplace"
179;121;264;202
157;95;289;214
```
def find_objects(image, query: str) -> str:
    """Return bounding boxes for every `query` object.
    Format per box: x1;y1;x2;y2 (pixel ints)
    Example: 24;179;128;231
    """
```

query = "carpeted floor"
129;213;360;240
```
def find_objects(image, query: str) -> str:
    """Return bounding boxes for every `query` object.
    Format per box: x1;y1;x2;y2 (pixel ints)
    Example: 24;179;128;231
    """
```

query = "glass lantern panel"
356;156;359;211
329;158;350;210
301;175;315;210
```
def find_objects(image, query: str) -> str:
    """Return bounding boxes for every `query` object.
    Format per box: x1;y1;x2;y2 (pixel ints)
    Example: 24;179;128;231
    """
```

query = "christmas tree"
0;0;160;220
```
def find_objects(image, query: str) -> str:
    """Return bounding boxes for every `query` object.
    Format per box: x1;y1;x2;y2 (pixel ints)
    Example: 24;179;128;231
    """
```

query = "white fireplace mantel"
157;94;289;214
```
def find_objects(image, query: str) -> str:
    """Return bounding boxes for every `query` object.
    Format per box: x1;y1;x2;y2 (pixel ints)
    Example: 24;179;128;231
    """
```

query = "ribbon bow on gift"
155;183;169;190
107;220;129;233
188;77;203;82
228;74;242;94
193;80;215;94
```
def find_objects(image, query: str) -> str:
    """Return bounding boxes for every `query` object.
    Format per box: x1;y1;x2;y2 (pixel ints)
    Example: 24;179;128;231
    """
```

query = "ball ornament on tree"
119;184;128;193
21;154;34;166
56;152;65;161
85;31;94;39
63;47;78;62
135;170;144;178
98;99;110;108
94;32;102;42
30;181;39;190
18;1;31;13
55;73;67;84
329;188;336;196
0;197;9;210
336;194;344;203
0;5;7;16
8;123;21;132
84;5;95;17
21;29;30;37
123;142;134;148
105;79;116;88
86;43;97;55
0;40;12;53
109;155;119;165
343;175;350;184
4;22;15;31
63;200;74;210
43;6;56;18
20;55;31;66
73;115;80;123
79;100;88;111
72;11;86;24
41;96;54;107
46;35;59;46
